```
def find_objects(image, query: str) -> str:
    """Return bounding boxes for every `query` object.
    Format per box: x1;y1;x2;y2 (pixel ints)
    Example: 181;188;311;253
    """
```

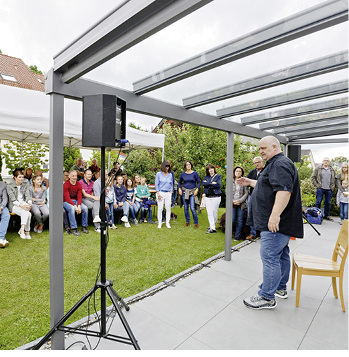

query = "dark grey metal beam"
216;80;348;118
133;0;348;94
240;97;348;125
287;124;348;139
54;0;213;83
183;51;348;108
45;72;288;144
48;92;65;350
290;137;348;144
259;109;348;130
272;118;348;134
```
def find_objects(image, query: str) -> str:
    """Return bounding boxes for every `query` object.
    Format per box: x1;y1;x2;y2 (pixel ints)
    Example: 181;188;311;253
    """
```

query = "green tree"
63;147;81;171
331;156;348;173
29;65;43;74
2;141;49;174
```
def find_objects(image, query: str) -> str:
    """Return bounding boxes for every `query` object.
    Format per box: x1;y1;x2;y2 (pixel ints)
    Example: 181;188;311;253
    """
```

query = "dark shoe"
72;229;81;236
234;237;241;241
185;222;190;227
194;224;199;228
82;227;89;234
246;235;256;240
324;216;334;221
148;220;156;224
66;228;72;235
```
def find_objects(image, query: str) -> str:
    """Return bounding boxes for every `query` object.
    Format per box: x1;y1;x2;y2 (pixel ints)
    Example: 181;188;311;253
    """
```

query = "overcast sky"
0;0;348;162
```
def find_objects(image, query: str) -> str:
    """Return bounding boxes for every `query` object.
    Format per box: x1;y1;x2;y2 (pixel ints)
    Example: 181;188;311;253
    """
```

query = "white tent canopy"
0;84;165;150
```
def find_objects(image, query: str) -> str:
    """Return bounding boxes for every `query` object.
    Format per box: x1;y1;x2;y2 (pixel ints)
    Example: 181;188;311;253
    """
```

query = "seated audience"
80;169;101;233
0;181;10;248
125;177;138;225
63;170;89;236
63;170;71;234
7;168;32;239
114;175;130;227
105;176;117;229
30;174;49;233
23;167;34;186
34;169;49;188
136;177;155;224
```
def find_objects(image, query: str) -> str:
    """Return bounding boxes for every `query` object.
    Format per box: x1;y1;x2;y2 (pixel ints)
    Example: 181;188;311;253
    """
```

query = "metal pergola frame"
46;0;348;349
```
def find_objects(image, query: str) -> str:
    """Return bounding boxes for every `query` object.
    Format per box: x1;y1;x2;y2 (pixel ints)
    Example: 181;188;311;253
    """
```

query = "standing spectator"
89;158;100;181
7;168;32;239
30;175;49;233
35;169;49;188
114;175;131;227
23;167;34;186
232;166;249;241
81;169;101;233
336;162;348;193
0;181;10;248
246;157;264;239
337;180;348;225
178;161;201;228
63;170;89;236
155;161;173;229
311;157;336;221
72;157;85;181
203;164;222;234
237;136;303;309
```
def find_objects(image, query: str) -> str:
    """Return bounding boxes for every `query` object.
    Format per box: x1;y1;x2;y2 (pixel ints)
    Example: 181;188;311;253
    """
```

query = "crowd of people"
0;152;348;249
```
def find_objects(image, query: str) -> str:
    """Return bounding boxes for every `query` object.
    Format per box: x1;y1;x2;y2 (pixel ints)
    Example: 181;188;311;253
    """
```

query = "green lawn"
0;206;236;350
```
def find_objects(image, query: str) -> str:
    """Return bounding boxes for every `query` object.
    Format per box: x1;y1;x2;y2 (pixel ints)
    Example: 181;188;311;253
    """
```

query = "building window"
37;77;44;84
0;73;17;82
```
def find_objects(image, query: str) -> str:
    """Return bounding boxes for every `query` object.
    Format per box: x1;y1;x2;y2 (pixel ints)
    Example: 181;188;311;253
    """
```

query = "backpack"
305;207;323;225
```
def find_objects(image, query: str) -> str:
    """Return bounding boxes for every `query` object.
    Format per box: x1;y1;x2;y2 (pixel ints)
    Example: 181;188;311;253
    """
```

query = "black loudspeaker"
82;94;126;148
287;145;301;162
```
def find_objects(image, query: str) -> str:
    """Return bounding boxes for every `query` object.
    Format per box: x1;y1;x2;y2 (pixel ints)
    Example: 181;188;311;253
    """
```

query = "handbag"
200;194;206;209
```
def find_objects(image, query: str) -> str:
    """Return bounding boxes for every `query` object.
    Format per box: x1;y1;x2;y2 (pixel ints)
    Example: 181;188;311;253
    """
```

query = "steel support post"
49;93;65;350
225;132;234;261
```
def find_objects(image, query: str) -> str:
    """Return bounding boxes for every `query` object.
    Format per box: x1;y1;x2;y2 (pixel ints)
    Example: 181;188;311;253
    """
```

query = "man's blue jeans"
232;205;245;239
315;188;332;217
63;200;88;229
0;207;10;240
259;231;291;300
182;194;198;225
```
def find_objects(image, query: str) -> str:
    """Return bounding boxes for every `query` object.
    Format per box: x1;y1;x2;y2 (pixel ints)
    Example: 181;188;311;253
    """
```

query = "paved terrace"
21;219;347;350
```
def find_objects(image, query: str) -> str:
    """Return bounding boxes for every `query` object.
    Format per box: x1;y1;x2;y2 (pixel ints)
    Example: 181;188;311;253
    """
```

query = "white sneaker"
121;216;128;223
158;224;162;229
0;239;9;248
95;228;101;233
166;224;171;229
111;224;117;229
125;222;131;228
93;216;101;223
18;230;26;239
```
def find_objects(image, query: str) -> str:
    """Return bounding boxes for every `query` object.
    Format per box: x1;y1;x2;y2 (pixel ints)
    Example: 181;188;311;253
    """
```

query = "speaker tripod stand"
32;147;140;350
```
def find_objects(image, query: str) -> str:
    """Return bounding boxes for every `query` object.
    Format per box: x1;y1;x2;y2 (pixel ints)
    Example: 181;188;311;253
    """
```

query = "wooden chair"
291;219;348;312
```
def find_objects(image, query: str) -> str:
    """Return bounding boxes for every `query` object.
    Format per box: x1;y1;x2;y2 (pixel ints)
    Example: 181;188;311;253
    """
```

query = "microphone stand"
32;146;140;350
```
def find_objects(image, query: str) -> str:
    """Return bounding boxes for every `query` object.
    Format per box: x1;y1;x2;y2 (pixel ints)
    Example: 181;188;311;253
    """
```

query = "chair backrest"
332;220;348;272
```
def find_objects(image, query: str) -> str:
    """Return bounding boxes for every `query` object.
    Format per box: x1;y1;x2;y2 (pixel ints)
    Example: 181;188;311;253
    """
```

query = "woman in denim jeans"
178;161;201;228
232;166;248;241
